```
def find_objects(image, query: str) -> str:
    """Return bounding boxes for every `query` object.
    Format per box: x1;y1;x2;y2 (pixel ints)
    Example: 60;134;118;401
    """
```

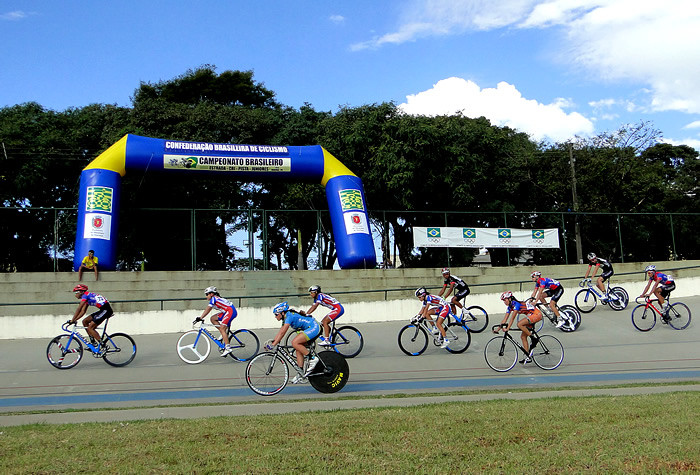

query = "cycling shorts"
324;304;345;321
454;287;470;301
291;319;321;341
523;309;542;325
600;270;614;282
659;282;676;298
217;307;238;327
89;302;114;325
544;285;564;302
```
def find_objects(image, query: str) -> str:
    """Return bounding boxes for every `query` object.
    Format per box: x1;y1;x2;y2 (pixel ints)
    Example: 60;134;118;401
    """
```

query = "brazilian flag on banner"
427;227;441;238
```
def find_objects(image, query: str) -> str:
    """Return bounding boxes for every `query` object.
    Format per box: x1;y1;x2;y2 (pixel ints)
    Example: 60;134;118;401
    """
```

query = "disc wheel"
574;289;597;313
666;302;691;330
484;336;518;372
397;324;428;356
47;335;83;369
308;351;350;393
444;323;471;354
176;330;211;364
631;305;655;332
608;287;629;311
102;333;137;367
558;305;581;332
245;352;289;396
531;335;564;370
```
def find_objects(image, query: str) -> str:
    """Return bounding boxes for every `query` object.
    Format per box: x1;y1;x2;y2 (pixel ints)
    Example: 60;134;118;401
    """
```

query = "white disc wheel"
176;330;211;364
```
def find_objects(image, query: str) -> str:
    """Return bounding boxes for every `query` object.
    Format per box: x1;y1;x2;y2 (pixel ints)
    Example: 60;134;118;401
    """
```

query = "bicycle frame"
636;296;665;316
63;322;109;355
267;344;325;377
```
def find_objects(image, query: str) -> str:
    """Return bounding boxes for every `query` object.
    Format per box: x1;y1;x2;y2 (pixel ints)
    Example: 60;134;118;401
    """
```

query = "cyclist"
638;265;676;315
196;286;237;357
530;271;566;328
267;301;321;383
69;284;113;349
583;252;614;301
304;284;344;347
415;287;450;349
437;267;470;316
493;291;542;364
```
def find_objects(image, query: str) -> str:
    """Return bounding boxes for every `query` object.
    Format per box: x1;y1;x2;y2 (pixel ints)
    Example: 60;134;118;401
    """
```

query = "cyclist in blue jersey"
639;265;676;313
69;284;114;347
530;271;566;328
415;287;451;348
493;291;543;364
196;286;238;357
583;252;615;301
305;284;344;347
437;267;470;315
267;301;321;383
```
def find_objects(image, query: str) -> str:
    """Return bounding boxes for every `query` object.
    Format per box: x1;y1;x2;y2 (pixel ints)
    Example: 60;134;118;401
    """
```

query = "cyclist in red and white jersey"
197;286;238;357
304;285;345;347
638;265;676;312
415;287;451;348
69;284;114;347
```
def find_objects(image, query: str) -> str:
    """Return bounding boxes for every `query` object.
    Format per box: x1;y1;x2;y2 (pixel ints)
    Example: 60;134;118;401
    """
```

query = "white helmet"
531;271;541;278
204;286;218;295
500;291;513;300
308;284;321;293
415;287;428;297
587;252;596;261
644;265;656;272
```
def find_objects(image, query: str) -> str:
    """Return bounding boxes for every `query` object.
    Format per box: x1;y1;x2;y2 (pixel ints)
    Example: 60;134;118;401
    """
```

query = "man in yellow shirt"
78;249;99;281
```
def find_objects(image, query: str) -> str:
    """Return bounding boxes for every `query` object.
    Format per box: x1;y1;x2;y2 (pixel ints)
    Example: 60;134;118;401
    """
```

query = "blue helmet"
272;301;289;314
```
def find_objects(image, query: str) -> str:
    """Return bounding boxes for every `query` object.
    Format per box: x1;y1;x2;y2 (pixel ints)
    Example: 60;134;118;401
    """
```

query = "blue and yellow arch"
74;134;376;270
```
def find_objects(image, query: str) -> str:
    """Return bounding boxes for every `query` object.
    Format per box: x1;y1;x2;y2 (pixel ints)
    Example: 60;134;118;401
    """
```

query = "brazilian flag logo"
427;227;441;238
339;189;365;212
184;157;198;169
498;228;511;239
532;229;545;239
463;228;476;239
86;186;113;213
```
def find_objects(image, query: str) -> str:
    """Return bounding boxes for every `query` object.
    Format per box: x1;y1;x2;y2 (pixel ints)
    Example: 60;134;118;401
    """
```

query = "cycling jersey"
506;300;542;324
81;291;108;308
589;258;613;273
313;292;345;321
284;310;321;340
423;294;450;318
650;272;674;285
443;275;468;291
207;295;238;326
535;277;561;290
81;291;113;324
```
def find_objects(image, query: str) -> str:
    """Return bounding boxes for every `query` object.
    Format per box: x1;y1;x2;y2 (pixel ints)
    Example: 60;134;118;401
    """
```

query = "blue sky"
2;1;700;148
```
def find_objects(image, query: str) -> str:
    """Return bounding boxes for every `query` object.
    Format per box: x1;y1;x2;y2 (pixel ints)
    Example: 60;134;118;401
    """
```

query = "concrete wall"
1;261;698;339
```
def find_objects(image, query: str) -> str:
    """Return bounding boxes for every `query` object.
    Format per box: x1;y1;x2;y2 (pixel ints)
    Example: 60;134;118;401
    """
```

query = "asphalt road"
1;296;699;425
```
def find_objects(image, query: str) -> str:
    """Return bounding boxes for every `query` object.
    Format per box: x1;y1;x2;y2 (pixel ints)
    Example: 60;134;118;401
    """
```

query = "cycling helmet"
500;291;513;300
308;285;321;293
587;252;597;261
415;287;428;297
204;286;218;295
531;271;541;278
73;284;88;293
645;265;656;272
272;301;289;314
441;267;450;275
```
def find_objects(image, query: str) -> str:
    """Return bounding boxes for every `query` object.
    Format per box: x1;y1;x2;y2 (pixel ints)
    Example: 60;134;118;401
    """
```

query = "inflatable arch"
74;134;377;270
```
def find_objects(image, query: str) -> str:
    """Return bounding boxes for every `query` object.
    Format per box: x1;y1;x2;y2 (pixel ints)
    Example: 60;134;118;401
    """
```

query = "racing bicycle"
46;320;137;369
575;278;629;313
397;313;471;356
631;296;692;332
445;304;489;333
176;319;260;364
245;343;349;396
484;325;564;371
284;319;364;358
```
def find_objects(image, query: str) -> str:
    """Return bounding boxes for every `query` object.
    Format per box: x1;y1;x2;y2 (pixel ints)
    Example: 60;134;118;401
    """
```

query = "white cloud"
398;77;594;142
329;14;345;24
355;0;700;114
682;121;700;130
1;10;29;20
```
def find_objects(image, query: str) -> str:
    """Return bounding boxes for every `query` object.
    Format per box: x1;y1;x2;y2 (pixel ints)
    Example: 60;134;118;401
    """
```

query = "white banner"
413;227;560;248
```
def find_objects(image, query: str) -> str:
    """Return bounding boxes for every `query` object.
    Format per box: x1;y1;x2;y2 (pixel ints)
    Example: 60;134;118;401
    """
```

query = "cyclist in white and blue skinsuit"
267;302;321;383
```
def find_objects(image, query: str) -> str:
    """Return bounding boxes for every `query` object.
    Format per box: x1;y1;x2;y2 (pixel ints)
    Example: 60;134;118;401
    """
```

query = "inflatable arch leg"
74;134;376;270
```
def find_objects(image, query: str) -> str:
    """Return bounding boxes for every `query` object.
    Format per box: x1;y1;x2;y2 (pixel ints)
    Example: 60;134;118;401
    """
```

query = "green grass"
1;392;698;473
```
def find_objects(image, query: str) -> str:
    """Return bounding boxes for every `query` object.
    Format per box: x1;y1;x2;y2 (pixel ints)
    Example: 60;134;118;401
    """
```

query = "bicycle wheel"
102;333;137;367
462;306;489;333
574;289;597;313
331;325;364;358
484;336;518;372
46;334;83;369
308;351;350;393
608;287;629;311
531;335;564;370
227;329;260;361
245;352;289;396
176;330;211;364
518;313;544;333
666;302;691;330
631;304;656;331
397;324;428;356
284;330;316;357
444;323;471;354
559;305;581;332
